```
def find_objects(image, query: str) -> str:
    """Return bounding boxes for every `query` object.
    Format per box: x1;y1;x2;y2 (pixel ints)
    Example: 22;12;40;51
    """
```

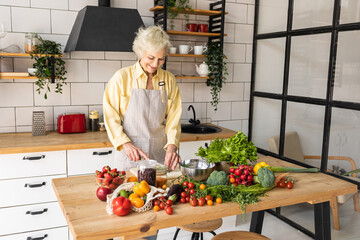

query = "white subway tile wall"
0;0;254;133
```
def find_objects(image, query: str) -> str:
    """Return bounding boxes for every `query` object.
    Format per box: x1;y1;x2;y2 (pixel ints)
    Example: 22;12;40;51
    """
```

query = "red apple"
96;187;112;201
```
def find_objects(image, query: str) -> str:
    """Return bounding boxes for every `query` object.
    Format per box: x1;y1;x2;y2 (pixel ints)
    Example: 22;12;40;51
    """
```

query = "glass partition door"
250;0;360;187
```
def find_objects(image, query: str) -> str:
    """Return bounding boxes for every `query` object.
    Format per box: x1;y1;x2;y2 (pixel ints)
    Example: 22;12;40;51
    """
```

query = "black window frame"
249;0;360;188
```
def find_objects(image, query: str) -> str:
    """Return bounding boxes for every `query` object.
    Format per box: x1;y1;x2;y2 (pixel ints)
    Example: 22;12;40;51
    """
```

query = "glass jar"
25;33;40;54
137;159;157;186
89;110;99;131
99;122;106;132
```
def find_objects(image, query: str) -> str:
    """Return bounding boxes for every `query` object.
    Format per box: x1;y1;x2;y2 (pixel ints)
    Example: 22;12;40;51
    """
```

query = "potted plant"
30;37;67;99
205;41;228;111
195;131;258;173
165;0;193;30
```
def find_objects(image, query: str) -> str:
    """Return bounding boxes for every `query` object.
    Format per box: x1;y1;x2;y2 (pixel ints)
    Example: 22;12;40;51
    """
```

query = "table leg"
250;210;265;234
314;201;331;240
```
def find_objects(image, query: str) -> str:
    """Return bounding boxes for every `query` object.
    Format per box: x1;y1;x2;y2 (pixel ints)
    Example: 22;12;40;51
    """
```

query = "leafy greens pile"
196;131;258;165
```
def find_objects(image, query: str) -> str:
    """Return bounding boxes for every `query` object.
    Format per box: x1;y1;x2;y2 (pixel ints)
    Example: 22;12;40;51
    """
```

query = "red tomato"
188;182;195;189
180;197;186;204
190;197;198;207
198;197;205;206
159;202;165;210
185;196;190;203
165;206;173;215
278;181;286;188
183;181;189;187
181;192;187;198
153;200;160;206
287;181;294;189
166;200;173;206
205;195;213;201
190;189;195;195
112;196;131;216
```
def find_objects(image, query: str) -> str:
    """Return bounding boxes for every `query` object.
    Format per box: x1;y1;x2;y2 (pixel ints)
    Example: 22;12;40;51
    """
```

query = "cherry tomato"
198;197;205;206
205;195;213;201
159;202;165;210
181;192;187;198
162;184;167;189
180;197;186;204
166;199;173;206
165;206;173;215
189;189;195;195
216;198;222;204
153;205;160;211
232;183;238;187
199;184;206;190
153;200;160;206
183;181;189;187
185;188;189;193
229;177;236;183
159;196;166;202
188;182;195;189
286;181;294;189
207;199;213;206
185;196;190;203
190;197;198;207
278;181;286;188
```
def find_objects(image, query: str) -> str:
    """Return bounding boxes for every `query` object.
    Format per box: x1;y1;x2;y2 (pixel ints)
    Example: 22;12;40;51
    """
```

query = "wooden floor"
157;196;360;240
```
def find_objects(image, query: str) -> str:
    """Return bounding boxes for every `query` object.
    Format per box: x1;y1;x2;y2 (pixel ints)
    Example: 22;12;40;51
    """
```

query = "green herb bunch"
205;41;228;111
196;131;258;165
166;0;193;30
30;37;67;99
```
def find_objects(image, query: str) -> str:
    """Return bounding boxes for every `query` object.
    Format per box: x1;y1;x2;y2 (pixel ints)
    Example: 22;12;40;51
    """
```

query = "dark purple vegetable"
166;184;183;202
138;168;156;186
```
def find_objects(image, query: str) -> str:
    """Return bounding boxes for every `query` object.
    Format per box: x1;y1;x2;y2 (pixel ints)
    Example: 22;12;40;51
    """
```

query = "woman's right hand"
122;142;149;161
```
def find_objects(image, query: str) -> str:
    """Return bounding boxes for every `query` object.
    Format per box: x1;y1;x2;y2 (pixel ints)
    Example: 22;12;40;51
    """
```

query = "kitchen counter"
0;124;237;154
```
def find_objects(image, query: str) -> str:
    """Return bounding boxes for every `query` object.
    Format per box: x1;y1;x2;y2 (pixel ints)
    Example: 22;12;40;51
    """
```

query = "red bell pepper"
112;196;131;216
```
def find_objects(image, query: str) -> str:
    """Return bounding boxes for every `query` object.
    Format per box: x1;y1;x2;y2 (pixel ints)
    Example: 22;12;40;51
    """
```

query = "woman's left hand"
165;144;181;171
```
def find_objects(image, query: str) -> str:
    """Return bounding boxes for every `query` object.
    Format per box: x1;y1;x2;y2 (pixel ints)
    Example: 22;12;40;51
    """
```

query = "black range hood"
65;0;144;52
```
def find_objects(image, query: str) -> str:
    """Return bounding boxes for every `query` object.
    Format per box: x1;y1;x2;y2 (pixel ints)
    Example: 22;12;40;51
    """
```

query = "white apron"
114;75;168;170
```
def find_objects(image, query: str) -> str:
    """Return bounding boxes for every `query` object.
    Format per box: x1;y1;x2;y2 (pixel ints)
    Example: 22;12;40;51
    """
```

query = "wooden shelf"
169;54;205;58
175;76;208;79
0;53;62;57
167;30;226;37
149;6;228;16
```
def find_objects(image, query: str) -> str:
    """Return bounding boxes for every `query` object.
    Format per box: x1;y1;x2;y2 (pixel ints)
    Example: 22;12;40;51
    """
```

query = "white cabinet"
0;151;67;239
0;227;68;240
179;140;210;160
0;151;66;180
67;147;115;176
0;175;66;208
0;202;67;236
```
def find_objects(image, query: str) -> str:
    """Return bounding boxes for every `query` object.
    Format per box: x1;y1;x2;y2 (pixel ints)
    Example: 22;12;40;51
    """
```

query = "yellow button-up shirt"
103;61;182;151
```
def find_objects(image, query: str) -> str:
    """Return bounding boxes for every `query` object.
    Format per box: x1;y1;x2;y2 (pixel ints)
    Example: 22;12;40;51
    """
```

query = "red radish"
241;180;247;185
243;169;249;175
234;169;241;176
248;166;253;172
247;175;253;181
240;174;246;180
229;174;235;178
96;187;112;201
239;165;245;171
235;178;241;183
229;168;235;173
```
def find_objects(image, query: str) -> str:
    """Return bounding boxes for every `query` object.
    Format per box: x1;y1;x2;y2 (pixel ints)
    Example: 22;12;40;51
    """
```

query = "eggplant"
166;184;183;202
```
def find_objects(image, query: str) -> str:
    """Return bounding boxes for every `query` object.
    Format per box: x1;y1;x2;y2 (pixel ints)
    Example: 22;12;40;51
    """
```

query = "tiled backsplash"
0;0;254;134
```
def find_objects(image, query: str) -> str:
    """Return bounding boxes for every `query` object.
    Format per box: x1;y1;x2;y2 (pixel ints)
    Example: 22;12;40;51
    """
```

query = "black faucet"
188;105;200;126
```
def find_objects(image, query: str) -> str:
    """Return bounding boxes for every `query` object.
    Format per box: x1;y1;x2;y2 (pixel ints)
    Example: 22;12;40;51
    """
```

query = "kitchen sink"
181;124;222;134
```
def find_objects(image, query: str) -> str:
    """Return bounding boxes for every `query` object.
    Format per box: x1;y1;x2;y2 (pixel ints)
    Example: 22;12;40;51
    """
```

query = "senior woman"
103;25;182;175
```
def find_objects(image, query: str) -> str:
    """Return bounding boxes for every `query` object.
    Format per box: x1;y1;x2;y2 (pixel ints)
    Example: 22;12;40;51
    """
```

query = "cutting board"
130;167;182;179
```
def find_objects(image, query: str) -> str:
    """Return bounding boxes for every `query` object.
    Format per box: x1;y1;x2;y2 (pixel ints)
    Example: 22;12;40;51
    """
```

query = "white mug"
194;45;208;55
169;47;177;54
179;45;193;55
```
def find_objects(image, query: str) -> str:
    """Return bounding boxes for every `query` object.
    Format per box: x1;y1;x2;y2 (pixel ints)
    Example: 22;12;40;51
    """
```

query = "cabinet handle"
27;234;48;240
24;182;46;188
26;208;48;215
93;150;112;156
23;155;45;160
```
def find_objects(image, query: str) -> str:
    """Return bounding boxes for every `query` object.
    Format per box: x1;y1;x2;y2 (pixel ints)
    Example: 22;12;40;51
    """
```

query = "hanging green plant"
30;37;67;99
165;0;193;30
205;41;228;111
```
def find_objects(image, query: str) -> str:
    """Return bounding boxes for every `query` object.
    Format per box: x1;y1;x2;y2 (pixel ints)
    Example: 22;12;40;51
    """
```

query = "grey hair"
132;25;172;58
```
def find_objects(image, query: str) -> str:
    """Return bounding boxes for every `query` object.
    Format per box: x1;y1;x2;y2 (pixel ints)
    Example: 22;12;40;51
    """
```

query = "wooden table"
52;156;357;240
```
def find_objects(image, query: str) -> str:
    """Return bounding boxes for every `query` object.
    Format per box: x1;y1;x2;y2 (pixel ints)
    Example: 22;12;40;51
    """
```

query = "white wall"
0;0;255;134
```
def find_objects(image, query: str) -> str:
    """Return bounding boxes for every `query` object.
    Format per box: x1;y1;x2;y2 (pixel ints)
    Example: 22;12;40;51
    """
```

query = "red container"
186;23;198;32
57;113;86;134
198;24;208;33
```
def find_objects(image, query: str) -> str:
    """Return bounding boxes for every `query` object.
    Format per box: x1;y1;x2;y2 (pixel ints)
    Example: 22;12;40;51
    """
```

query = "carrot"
274;173;289;186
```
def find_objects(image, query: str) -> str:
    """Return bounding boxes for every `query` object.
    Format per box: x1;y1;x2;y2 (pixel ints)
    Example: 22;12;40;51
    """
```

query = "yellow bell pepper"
254;161;270;174
133;180;150;197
